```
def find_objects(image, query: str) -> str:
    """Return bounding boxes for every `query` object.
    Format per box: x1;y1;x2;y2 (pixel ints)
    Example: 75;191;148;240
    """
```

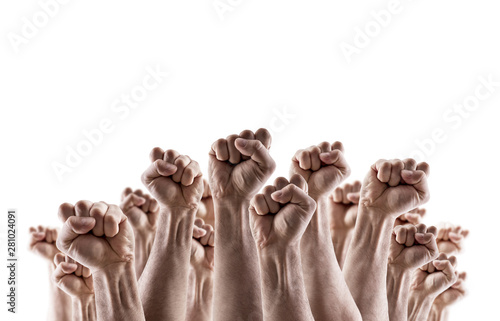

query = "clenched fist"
388;223;439;271
52;253;94;299
360;158;430;218
142;148;203;209
329;181;361;232
411;253;459;298
249;175;316;249
290;141;351;199
208;128;276;201
29;226;60;262
191;219;215;272
56;201;135;272
120;188;159;232
436;223;469;255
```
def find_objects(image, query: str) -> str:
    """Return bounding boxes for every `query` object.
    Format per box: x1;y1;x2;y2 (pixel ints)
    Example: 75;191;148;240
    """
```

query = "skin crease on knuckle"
29;131;468;321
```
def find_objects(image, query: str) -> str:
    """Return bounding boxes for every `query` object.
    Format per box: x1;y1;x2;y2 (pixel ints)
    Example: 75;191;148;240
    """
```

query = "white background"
1;0;499;320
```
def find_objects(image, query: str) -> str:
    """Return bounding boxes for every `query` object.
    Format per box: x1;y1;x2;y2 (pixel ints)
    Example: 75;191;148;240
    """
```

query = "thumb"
56;216;96;254
234;138;275;171
346;192;360;204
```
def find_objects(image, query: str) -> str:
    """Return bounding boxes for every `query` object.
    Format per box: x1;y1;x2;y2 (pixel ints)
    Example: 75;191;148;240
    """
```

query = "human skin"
139;148;203;320
209;128;276;321
428;271;467;321
196;179;215;227
56;201;145;321
290;141;361;321
386;223;439;321
329;181;361;269
407;253;458;321
52;253;96;321
343;158;431;320
249;176;316;321
436;223;469;256
394;208;426;227
186;219;214;321
28;226;72;321
119;187;159;279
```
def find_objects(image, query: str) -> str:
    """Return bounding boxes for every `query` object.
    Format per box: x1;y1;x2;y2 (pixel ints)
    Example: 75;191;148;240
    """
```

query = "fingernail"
80;217;95;225
236;138;248;147
272;191;283;198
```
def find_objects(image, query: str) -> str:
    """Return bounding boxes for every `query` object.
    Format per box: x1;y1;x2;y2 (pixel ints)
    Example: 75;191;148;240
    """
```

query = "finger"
416;162;430;177
255;128;272;149
141;195;151;213
346;192;360;204
253;194;270;215
274;177;289;190
331;141;345;153
333;187;343;203
226;134;241;164
372;160;391;183
58;203;75;223
89;202;108;237
172;155;191;183
82;266;91;278
54;253;66;265
289;174;307;192
400;170;430;203
193;225;206;238
319;149;350;176
262;185;280;214
427;226;438;237
388;159;404;187
120;194;146;212
309;146;322;171
164;149;181;164
416;223;427;234
121;187;133;200
394;225;407;244
46;228;54;243
318;141;331;153
149;198;159;214
103;205;126;238
342;183;353;204
211;139;229;161
433;260;456;281
403;158;417;171
235;138;276;172
294;150;311;170
181;160;202;186
141;160;178;185
74;200;93;217
57;217;96;253
194;218;205;228
271;184;316;213
200;224;214;245
149;147;165;162
415;233;439;258
405;225;417;247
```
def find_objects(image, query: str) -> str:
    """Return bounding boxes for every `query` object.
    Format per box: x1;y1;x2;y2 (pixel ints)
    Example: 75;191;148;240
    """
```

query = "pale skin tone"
56;201;145;321
52;253;96;321
28;226;72;321
436;223;469;256
343;158;431;320
386;223;439;321
186;219;214;321
408;253;458;321
249;176;316;321
429;271;467;321
290;141;361;321
139;148;203;320
329;181;361;269
119;187;159;279
209;128;276;321
196;179;215;227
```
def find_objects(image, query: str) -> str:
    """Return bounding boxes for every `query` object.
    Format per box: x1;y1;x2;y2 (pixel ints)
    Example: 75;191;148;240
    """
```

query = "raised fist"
249;175;316;249
52;253;93;298
290;141;351;199
56;201;135;272
191;219;215;272
411;253;459;297
433;271;467;308
329;180;361;231
29;226;60;262
360;158;430;218
388;223;439;271
208;128;276;200
142;148;203;209
395;208;426;227
436;223;469;255
120;188;159;232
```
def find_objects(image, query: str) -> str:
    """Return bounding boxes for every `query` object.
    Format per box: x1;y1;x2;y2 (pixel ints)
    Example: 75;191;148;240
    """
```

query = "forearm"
134;233;154;279
213;199;262;321
259;246;314;321
47;263;72;321
138;207;195;320
72;296;96;321
94;262;144;321
331;229;353;269
386;265;411;321
428;305;448;321
407;293;435;321
186;271;213;321
343;207;394;320
301;197;361;321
